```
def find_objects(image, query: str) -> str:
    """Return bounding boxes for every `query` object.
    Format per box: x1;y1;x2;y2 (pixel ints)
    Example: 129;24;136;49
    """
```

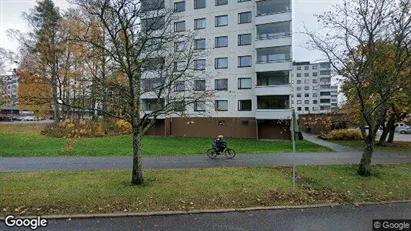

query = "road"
1;203;410;231
1;151;410;172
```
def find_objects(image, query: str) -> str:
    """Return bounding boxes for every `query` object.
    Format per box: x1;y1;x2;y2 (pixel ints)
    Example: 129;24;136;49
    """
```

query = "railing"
256;59;291;64
256;32;291;41
256;9;292;17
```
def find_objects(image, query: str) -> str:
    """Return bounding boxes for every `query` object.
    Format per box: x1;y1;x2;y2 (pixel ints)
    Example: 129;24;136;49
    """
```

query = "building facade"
291;61;338;115
0;72;19;114
142;0;293;140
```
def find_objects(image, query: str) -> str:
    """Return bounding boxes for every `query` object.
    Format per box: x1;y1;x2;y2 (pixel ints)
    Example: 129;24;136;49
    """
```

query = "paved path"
1;151;410;172
2;203;410;231
302;132;358;152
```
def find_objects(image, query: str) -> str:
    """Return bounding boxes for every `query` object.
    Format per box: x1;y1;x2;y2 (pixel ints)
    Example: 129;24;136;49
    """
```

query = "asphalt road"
1;203;410;231
1;151;411;172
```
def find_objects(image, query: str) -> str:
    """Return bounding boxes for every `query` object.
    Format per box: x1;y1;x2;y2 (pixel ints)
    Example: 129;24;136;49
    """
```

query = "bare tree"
306;0;411;176
68;0;212;184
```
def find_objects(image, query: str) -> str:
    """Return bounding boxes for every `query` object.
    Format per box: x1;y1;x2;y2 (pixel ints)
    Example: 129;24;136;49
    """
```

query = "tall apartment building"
292;61;338;115
142;0;293;140
0;73;18;106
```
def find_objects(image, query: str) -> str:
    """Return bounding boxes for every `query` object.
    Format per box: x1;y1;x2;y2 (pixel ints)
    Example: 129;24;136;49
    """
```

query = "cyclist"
213;135;226;153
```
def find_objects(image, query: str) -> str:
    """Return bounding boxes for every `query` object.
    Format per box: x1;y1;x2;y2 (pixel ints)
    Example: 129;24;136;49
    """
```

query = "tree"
68;0;212;185
307;0;411;176
21;0;63;122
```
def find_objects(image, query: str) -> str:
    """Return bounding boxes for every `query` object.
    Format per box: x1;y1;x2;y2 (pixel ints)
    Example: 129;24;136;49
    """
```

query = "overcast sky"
0;0;342;63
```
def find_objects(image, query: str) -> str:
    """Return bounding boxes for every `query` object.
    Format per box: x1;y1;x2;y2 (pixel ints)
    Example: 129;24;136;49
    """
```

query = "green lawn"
1;164;410;216
330;140;411;152
0;124;331;157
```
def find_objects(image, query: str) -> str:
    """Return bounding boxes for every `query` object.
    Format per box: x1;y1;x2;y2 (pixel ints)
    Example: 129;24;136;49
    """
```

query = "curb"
1;200;411;220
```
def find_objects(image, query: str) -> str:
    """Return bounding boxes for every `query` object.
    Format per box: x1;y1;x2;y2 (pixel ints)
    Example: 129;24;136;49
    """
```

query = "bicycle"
206;145;236;159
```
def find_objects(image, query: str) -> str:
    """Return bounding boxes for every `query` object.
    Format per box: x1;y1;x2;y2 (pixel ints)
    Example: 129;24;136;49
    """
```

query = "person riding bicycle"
213;135;227;153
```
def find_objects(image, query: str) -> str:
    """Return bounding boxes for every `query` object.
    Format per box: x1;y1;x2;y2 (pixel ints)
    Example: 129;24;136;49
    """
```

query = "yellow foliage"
115;120;132;132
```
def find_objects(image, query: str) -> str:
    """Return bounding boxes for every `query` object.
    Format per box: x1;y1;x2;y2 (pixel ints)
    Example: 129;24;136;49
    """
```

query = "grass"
0;124;331;157
330;140;411;152
1;164;411;216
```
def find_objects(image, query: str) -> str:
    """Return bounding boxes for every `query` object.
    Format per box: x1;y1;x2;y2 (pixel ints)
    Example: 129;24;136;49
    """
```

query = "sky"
0;0;343;64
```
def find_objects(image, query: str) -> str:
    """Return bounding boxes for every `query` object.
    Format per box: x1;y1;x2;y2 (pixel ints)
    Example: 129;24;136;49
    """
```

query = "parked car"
20;115;35;121
395;123;411;134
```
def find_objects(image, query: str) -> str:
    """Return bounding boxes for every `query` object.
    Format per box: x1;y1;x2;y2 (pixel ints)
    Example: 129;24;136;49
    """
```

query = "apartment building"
292;61;338;115
142;0;293;140
0;73;18;105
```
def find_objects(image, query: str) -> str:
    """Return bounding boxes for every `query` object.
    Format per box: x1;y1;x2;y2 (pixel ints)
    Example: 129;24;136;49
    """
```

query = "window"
194;59;206;70
216;0;228;6
313;72;318;76
215;36;228;48
142;99;164;111
313;100;318;104
141;0;165;12
142;57;165;70
313;93;317;97
304;100;309;104
174;21;185;32
174;41;184;52
304;93;309;97
215;79;228;90
194;0;206;9
194;18;206;29
238;78;252;89
312;65;318;70
142;16;165;31
194;80;206;91
174;1;185;12
297;107;302;111
304;73;310;77
215;57;228;69
297;93;302;97
194;101;206;111
320;63;331;68
238;0;251;2
320;99;331;103
312;79;318;84
297;80;301;84
312;107;318;111
304;66;309;70
215;15;228;27
174;61;185;72
304;86;310;90
195;39;206;50
320;92;331;96
297;100;302;104
173;101;186;112
296;73;301;77
297;66;302;70
238;12;252;24
175;81;185;92
238;56;252;67
238;100;252;111
215;100;228;111
313;86;318;90
238;33;252;46
305;107;309;111
320;70;331;75
297;87;301;91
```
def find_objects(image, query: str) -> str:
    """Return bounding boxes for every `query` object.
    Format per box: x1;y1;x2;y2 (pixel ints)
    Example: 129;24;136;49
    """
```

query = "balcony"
256;0;291;25
256;60;292;72
255;35;292;48
256;85;292;96
256;46;292;71
256;109;292;120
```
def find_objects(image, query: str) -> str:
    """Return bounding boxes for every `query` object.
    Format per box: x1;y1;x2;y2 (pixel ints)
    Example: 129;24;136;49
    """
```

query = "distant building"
0;72;19;116
292;61;339;115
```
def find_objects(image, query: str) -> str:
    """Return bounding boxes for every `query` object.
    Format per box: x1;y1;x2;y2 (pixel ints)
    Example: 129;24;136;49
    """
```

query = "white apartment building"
142;0;293;140
292;61;338;115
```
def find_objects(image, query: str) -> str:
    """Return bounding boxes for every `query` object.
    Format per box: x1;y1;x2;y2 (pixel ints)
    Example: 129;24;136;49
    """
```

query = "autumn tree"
307;0;411;176
68;0;212;185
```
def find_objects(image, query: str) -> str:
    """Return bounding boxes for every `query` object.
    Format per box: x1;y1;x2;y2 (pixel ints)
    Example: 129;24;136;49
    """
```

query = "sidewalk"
1;151;410;172
302;132;358;152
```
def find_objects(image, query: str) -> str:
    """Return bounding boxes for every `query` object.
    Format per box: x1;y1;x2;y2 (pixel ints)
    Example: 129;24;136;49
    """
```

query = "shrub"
41;120;132;138
319;129;363;141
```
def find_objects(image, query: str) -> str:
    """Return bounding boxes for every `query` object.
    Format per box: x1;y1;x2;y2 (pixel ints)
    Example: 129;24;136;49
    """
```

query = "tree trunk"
131;127;144;185
378;124;388;144
386;115;396;143
357;136;374;176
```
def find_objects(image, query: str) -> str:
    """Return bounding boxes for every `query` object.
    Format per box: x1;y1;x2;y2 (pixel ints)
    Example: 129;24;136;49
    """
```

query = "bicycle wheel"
207;148;218;159
224;148;236;159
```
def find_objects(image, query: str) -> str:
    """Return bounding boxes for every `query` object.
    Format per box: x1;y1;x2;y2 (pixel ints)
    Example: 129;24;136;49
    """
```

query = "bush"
319;129;363;141
41;120;132;138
